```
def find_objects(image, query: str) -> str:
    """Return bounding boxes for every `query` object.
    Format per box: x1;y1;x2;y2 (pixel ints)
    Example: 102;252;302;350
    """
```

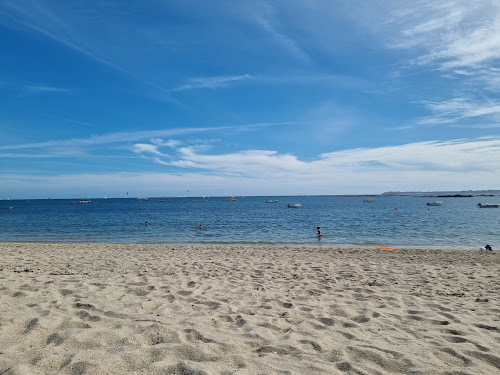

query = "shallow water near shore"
1;195;499;248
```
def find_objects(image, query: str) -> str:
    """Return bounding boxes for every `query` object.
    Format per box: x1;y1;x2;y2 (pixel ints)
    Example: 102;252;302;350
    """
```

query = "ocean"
0;195;498;249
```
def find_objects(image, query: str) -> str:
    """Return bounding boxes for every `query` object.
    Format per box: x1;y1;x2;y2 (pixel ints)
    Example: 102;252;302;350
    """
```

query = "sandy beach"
0;242;499;375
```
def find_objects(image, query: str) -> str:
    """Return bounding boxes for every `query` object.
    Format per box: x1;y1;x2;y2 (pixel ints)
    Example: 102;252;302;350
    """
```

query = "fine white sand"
0;242;499;375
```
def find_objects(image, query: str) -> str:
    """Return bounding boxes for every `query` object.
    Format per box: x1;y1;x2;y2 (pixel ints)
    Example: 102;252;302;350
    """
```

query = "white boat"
477;203;499;208
69;200;92;204
287;203;301;208
363;198;375;202
137;197;148;201
426;201;442;206
265;200;278;203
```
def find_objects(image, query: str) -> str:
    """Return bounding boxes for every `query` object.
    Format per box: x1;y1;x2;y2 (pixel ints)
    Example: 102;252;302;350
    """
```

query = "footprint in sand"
76;310;101;322
46;332;65;346
299;339;322;352
318;317;335;326
352;315;370;323
24;318;39;333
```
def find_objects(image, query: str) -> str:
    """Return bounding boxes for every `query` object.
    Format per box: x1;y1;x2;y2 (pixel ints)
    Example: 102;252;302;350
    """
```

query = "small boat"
363;198;375;202
287;203;301;208
477;203;499;208
137;197;148;201
265;200;278;203
426;201;442;206
69;200;92;204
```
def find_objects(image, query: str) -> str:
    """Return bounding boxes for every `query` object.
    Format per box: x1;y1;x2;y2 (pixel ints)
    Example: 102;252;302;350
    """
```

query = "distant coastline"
381;189;499;197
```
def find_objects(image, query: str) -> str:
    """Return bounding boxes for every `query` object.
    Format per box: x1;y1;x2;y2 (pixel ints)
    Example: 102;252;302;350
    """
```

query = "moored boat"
69;200;92;204
265;200;278;203
287;203;301;208
426;201;442;206
477;203;499;208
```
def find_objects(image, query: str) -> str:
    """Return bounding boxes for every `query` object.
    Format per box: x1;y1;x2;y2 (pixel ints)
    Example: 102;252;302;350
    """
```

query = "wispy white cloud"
46;115;97;129
0;153;68;158
5;137;500;198
254;15;310;63
317;138;500;172
23;84;70;94
0;81;71;95
170;148;306;176
246;1;310;63
0;129;199;151
132;143;166;156
0;122;292;152
149;137;500;180
0;146;88;158
387;1;500;72
172;74;253;92
150;139;181;148
416;97;500;126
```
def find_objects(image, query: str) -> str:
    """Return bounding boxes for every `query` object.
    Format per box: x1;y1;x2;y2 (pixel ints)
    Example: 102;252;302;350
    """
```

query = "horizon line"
2;189;500;201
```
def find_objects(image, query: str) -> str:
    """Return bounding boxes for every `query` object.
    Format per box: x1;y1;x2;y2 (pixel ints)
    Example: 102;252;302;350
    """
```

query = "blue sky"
1;0;500;198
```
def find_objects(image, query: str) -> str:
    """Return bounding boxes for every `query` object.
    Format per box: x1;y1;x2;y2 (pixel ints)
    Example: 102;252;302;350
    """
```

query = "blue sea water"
0;196;498;248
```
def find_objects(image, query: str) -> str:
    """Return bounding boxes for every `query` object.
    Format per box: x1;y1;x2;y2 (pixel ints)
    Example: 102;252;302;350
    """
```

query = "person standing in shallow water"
317;226;321;237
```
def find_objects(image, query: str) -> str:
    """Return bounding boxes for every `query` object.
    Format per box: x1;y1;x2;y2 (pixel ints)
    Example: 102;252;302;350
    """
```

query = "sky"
1;0;500;199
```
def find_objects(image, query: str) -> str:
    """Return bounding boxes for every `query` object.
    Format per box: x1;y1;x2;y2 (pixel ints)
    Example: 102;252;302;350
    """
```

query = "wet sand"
0;242;499;374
